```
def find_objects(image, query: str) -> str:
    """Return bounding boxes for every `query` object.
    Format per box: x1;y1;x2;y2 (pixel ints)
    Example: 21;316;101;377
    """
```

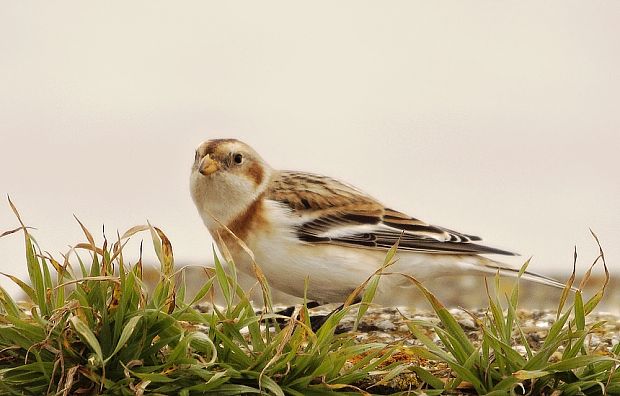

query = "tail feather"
475;262;576;291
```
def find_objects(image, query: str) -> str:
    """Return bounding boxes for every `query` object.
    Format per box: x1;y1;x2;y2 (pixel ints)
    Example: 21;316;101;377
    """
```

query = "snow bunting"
190;138;565;304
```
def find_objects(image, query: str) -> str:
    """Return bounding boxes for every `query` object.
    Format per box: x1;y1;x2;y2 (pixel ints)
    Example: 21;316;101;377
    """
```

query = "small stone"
376;319;396;331
458;318;476;329
514;345;527;356
412;316;440;324
540;312;556;323
589;334;602;347
550;351;563;362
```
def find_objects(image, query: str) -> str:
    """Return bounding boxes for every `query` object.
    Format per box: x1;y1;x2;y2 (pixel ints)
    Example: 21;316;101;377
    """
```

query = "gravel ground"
305;305;620;393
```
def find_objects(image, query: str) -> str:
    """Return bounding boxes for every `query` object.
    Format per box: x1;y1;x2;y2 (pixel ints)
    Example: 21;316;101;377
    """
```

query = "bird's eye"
194;150;200;162
233;153;243;164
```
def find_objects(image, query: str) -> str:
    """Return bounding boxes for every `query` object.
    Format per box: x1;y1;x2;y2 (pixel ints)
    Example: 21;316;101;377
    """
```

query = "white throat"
190;169;271;231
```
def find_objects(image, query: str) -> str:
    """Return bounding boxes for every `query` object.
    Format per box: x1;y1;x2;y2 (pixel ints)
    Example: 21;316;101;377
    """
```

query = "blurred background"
1;2;618;308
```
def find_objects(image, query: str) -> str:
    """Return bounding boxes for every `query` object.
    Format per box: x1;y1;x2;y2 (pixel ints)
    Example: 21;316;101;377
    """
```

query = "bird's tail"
467;257;574;291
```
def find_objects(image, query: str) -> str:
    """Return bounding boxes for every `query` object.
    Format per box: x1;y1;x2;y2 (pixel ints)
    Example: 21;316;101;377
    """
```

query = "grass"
0;200;618;395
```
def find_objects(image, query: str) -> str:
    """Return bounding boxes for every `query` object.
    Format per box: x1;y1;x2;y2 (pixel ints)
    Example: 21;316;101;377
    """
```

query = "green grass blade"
69;315;104;365
104;314;142;363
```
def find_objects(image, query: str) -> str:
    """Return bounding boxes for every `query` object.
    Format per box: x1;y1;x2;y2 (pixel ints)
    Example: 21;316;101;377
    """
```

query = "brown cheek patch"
224;197;267;243
246;162;265;186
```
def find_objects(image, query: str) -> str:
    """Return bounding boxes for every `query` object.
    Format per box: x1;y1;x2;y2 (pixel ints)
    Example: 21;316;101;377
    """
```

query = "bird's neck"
197;178;271;233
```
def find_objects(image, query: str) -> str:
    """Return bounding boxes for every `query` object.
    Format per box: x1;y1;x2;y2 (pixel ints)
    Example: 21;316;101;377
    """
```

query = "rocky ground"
315;305;620;393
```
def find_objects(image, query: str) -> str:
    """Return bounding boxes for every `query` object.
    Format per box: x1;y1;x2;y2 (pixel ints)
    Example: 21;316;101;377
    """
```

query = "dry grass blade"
40;252;66;275
320;382;372;395
73;243;106;256
578;254;601;291
62;366;79;396
109;237;130;263
259;306;300;386
0;226;28;239
119;224;150;240
576;230;608;292
73;215;95;247
53;275;120;291
557;247;577;320
215;232;237;285
580;229;610;316
154;226;174;275
7;195;26;229
590;229;609;289
208;208;273;311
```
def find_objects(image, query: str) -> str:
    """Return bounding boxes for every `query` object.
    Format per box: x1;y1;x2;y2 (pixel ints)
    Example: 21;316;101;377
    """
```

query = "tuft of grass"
0;202;395;395
0;200;618;395
398;236;620;395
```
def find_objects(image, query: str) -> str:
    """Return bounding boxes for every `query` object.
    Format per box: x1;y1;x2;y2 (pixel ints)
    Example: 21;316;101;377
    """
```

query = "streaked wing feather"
267;171;516;256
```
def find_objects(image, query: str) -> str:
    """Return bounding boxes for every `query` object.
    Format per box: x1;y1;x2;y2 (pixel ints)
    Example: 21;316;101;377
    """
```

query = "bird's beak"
199;154;219;176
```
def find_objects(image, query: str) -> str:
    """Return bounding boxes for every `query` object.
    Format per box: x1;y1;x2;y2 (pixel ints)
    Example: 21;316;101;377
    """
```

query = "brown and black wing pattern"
266;171;516;256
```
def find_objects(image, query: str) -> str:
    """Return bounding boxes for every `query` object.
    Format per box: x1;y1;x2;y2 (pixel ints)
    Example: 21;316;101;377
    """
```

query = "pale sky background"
1;2;619;298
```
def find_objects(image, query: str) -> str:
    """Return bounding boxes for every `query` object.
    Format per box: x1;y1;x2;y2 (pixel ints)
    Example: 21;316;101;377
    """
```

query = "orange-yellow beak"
199;154;219;176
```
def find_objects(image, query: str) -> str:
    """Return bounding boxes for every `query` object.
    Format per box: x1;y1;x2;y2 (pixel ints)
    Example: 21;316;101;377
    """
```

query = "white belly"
254;242;386;302
225;231;477;303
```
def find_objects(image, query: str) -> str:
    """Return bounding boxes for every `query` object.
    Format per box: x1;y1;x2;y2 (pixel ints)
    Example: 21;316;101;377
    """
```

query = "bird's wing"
266;171;516;256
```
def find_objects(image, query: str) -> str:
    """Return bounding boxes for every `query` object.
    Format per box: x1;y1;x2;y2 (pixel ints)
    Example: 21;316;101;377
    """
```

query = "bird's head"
190;138;273;226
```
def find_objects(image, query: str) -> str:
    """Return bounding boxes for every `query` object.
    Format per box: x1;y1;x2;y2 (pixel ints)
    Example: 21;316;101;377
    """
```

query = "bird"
190;138;566;305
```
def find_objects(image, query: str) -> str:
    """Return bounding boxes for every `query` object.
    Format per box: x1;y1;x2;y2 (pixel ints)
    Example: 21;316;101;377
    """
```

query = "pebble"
457;317;477;329
514;345;527;356
376;319;396;331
